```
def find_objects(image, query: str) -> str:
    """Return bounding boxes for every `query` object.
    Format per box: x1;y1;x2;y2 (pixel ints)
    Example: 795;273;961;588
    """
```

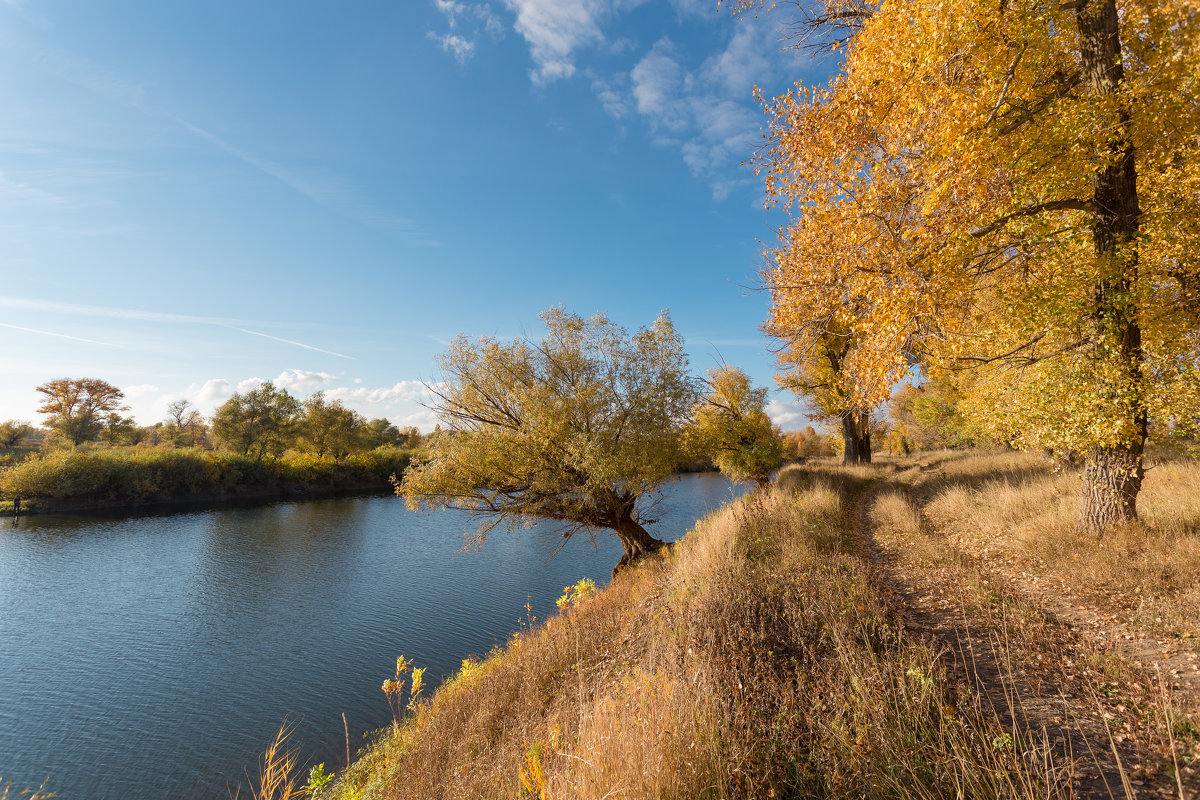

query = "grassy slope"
327;461;1108;800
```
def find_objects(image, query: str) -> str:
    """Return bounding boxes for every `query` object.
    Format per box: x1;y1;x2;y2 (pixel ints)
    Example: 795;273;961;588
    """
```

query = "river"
0;473;745;799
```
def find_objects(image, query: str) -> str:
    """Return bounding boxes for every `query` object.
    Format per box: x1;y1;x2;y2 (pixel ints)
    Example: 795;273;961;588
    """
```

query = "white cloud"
435;0;467;17
630;39;690;132
192;378;232;410
274;369;336;394
398;406;441;431
234;327;355;360
610;17;790;195
428;31;476;63
0;170;74;208
502;0;607;83
591;75;629;118
168;114;421;235
322;380;444;430
325;380;432;407
236;377;265;393
429;1;504;65
666;0;712;16
705;22;772;96
766;396;813;430
122;383;159;398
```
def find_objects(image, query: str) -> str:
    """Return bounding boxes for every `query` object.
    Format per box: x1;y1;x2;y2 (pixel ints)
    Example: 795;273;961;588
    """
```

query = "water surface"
0;473;744;799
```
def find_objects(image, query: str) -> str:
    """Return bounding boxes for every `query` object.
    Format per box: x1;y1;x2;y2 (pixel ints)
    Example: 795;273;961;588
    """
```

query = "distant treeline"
0;378;433;511
0;447;411;512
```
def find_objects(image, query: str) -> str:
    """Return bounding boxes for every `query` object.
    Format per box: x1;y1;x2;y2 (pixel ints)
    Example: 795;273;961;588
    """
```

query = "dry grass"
0;779;55;800
867;452;1200;793
917;451;1200;638
232;722;311;800
332;472;1074;800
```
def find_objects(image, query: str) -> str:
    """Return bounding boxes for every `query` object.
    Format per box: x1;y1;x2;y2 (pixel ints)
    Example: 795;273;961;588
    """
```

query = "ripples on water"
0;473;745;800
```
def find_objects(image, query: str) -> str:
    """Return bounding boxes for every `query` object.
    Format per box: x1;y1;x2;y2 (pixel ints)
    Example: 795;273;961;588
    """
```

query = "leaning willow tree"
399;308;698;576
756;0;1199;533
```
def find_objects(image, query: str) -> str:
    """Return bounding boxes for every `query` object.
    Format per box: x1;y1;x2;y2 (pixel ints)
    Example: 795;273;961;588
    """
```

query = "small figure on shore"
12;496;19;518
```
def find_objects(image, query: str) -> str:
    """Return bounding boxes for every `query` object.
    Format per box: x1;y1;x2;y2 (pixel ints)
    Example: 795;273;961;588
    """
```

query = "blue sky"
0;0;830;431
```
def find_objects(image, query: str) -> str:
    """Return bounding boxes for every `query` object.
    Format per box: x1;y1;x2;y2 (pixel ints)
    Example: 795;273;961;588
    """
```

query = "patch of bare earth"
855;455;1198;799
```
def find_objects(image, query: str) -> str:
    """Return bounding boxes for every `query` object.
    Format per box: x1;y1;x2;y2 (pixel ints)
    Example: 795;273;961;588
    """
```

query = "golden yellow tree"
755;0;1200;534
769;324;876;464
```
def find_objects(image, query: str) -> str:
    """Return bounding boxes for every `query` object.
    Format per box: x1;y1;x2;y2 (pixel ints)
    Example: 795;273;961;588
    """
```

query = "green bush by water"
0;446;411;508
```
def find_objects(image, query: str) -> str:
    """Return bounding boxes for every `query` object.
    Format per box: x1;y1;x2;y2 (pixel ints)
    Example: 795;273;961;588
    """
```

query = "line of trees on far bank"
2;377;425;459
0;378;430;509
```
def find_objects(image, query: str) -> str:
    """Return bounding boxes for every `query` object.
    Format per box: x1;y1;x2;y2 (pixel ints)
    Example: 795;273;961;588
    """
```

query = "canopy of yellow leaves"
759;0;1200;451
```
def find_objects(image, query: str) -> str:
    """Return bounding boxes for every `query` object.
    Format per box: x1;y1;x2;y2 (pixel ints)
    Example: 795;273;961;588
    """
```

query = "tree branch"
969;198;1093;238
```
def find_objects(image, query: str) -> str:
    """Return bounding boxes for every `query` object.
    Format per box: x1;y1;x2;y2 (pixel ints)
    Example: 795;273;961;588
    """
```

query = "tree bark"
1080;445;1143;535
841;408;872;465
611;513;667;578
1074;0;1146;536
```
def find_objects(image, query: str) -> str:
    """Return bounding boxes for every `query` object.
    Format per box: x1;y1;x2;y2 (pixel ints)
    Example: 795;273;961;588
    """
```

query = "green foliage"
555;577;598;610
0;420;35;449
364;419;422;450
0;446;410;507
99;413;144;446
212;382;301;460
300;393;368;459
163;399;208;448
889;377;978;452
401;308;698;547
306;763;333;796
688;366;784;488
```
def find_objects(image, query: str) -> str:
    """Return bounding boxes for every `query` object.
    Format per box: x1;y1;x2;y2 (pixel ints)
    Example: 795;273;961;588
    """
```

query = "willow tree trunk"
841;408;872;465
611;514;667;578
1075;0;1146;536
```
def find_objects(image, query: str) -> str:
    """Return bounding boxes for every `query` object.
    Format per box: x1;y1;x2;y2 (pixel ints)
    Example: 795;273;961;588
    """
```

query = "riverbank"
298;455;1196;800
0;446;411;514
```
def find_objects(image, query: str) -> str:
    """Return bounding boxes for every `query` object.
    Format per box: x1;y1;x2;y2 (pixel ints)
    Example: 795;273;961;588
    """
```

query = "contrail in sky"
0;295;250;326
235;328;355;360
0;321;115;346
0;296;356;360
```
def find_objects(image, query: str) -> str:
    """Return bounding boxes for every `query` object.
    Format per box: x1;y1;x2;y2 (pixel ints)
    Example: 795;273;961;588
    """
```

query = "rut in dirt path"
851;473;1190;800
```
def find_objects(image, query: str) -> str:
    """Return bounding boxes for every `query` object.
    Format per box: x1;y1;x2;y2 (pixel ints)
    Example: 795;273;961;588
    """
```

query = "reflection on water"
0;473;745;800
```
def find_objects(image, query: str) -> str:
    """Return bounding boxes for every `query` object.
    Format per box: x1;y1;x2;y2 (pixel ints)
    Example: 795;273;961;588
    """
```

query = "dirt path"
943;530;1200;698
853;472;1193;799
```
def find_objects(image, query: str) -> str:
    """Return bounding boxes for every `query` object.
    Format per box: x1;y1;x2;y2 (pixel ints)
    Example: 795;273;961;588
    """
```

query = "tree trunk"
611;513;666;578
1074;0;1146;536
1080;444;1143;535
841;408;872;465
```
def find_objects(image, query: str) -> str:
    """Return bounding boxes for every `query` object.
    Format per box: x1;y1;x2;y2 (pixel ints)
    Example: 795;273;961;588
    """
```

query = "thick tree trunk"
611;514;667;578
1080;444;1143;535
1074;0;1146;536
841;408;872;465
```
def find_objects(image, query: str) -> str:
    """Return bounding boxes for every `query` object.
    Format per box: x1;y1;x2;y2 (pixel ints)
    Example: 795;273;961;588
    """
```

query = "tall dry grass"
333;470;1074;800
232;722;311;800
0;779;54;800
